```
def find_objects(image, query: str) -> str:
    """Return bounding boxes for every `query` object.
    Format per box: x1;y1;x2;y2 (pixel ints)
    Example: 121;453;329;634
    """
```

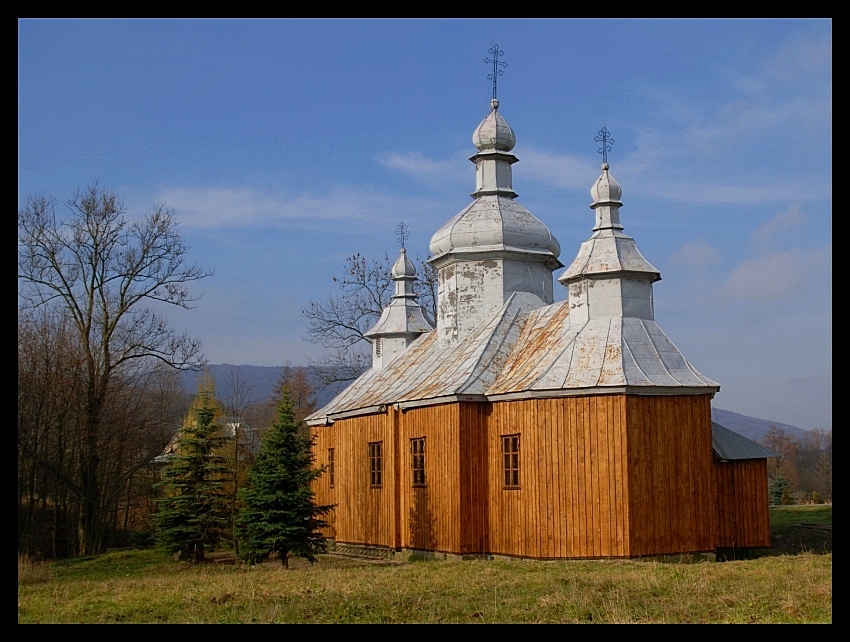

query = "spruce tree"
237;392;333;568
769;469;791;506
155;385;231;562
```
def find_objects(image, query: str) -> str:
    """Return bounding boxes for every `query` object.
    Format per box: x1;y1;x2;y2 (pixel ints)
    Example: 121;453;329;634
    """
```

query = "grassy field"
18;505;832;624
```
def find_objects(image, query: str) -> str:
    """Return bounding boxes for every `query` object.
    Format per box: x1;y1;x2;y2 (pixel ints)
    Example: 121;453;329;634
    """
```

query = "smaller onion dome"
472;99;516;152
590;162;623;204
391;247;416;278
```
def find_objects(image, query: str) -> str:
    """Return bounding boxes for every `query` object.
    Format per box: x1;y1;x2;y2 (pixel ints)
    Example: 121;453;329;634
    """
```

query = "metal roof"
306;291;720;425
712;422;779;460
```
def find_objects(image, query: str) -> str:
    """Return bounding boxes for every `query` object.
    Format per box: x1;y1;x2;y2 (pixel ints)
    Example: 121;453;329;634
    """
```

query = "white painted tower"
559;161;661;325
429;98;563;347
364;246;433;370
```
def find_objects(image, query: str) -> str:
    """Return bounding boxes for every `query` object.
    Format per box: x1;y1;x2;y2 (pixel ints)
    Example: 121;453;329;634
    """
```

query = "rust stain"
490;302;570;392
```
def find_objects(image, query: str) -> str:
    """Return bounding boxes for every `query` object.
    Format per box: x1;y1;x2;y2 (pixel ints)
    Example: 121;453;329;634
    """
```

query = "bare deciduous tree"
18;183;211;555
302;252;436;387
220;366;257;555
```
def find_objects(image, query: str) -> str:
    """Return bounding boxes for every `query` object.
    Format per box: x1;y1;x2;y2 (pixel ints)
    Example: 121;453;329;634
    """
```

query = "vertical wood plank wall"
459;403;489;554
312;402;487;553
311;413;396;548
397;403;462;553
486;396;630;558
714;458;771;548
625;394;716;556
311;425;336;540
312;392;767;558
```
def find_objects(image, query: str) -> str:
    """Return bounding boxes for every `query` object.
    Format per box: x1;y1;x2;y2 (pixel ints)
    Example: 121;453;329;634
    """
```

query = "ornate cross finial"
485;44;507;101
395;221;410;249
595;126;615;165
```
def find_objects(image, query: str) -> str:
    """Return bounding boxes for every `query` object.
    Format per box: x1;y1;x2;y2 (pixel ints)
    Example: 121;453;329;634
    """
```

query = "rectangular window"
411;437;426;487
328;448;335;487
369;441;383;487
502;434;520;488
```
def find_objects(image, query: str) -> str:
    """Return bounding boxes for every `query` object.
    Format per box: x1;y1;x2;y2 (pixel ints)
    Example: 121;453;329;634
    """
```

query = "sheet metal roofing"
307;291;719;424
429;195;561;260
712;422;779;460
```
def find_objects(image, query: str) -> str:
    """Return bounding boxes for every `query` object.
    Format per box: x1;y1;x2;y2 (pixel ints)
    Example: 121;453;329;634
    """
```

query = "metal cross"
395;221;410;249
485;44;507;101
595;127;615;164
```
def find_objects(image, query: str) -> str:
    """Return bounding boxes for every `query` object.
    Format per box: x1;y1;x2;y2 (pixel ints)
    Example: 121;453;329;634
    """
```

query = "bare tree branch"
302;252;436;387
18;182;212;555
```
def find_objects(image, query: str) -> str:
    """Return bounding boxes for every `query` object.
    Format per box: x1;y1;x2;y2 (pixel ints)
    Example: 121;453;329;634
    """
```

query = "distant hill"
710;408;809;442
183;364;811;443
179;364;346;408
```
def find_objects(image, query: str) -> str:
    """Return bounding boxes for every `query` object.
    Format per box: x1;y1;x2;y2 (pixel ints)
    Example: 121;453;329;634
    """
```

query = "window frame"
328;447;335;488
411;437;426;487
502;434;520;489
369;441;383;487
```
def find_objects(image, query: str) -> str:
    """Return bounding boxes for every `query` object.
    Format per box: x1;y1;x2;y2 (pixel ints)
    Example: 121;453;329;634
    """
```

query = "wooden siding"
313;402;488;554
397;403;462;553
625;394;716;556
486;396;630;558
311;426;337;540
713;458;771;548
311;413;396;548
312;392;746;559
459;403;489;554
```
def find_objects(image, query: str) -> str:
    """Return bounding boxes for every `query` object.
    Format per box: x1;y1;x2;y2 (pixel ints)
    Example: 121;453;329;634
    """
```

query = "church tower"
428;96;562;346
364;239;432;370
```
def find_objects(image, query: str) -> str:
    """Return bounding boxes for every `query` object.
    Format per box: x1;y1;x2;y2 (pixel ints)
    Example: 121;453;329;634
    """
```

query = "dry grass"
17;549;831;623
18;553;51;586
18;506;832;623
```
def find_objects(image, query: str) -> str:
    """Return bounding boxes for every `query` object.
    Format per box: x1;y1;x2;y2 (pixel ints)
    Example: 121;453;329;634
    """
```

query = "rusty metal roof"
712;422;779;460
486;307;719;396
306;292;720;424
306;292;544;423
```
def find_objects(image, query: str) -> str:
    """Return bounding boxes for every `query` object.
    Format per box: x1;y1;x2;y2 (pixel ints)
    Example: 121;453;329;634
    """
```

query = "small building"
306;96;776;560
712;422;778;549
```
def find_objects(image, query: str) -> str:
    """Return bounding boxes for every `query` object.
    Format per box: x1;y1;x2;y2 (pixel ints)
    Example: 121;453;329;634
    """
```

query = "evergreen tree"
769;469;791;506
237;392;333;568
155;385;231;562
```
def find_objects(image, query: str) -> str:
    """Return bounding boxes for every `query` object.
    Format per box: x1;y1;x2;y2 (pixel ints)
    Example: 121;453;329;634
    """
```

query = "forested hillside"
191;364;819;441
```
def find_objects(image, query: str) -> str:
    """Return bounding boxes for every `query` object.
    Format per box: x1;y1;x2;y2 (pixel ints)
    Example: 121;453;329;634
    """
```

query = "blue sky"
18;18;831;431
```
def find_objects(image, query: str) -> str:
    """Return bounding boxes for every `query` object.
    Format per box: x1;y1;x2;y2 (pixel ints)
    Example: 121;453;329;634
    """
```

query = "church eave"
430;246;564;268
486;385;719;403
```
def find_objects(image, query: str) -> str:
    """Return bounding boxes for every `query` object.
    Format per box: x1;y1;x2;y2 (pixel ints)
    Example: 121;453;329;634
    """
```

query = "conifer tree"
155;384;231;562
237;391;333;568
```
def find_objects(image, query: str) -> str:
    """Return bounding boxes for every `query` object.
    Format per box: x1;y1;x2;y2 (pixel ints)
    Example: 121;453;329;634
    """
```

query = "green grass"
769;504;832;528
18;506;832;623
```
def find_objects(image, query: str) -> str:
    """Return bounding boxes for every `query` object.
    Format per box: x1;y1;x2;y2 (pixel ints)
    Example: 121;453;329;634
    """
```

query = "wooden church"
306;88;776;560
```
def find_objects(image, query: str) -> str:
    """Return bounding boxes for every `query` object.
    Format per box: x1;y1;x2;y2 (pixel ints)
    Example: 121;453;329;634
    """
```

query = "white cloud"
158;184;447;231
760;26;832;87
513;147;595;191
627;177;813;205
720;244;831;301
752;204;806;246
376;151;460;182
667;240;721;273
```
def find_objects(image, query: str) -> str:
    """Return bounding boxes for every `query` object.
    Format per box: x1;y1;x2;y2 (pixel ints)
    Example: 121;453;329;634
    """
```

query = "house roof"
711;422;779;460
306;290;719;424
